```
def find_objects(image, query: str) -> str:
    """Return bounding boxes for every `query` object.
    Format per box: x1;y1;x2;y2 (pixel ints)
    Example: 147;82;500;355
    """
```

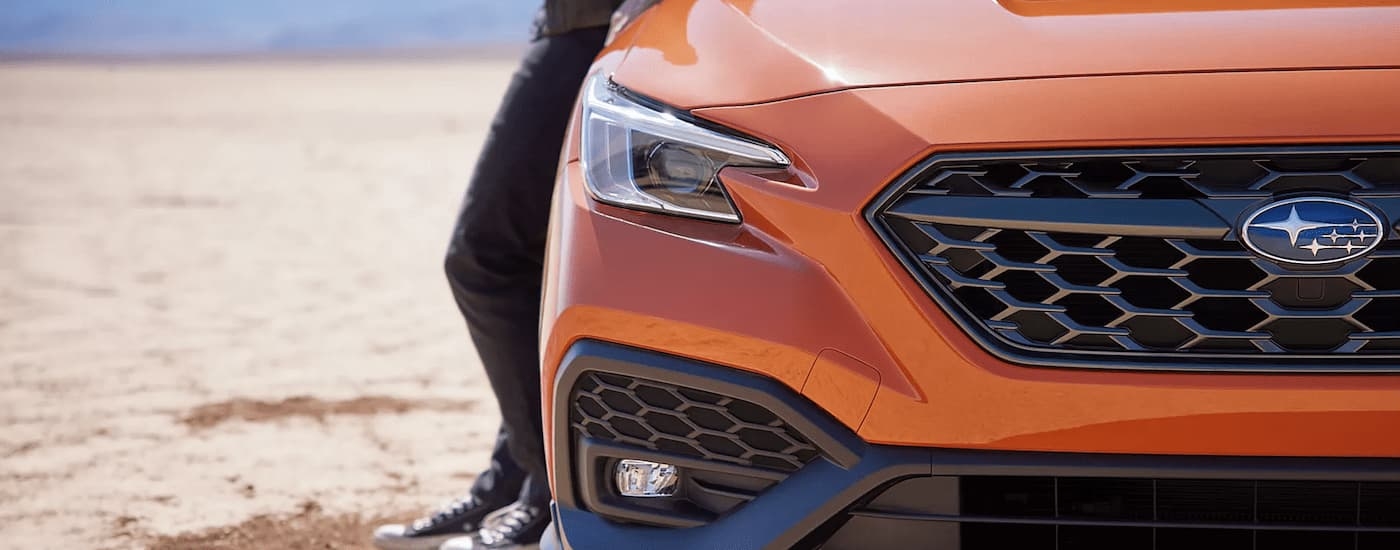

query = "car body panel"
543;68;1400;494
613;0;1400;109
543;6;1400;538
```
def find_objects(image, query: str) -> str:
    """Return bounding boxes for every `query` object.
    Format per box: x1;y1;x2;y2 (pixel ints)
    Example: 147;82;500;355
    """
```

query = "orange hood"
612;0;1400;109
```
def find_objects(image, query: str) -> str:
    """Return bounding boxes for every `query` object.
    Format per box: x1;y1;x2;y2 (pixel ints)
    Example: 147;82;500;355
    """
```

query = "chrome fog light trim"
615;459;680;498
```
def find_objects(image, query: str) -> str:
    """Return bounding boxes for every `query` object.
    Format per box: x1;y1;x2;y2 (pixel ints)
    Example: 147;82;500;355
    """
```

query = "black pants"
445;26;609;507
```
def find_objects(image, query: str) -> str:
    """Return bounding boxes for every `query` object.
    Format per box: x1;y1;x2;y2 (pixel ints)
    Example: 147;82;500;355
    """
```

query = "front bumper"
541;68;1400;547
549;341;1400;550
542;69;1400;460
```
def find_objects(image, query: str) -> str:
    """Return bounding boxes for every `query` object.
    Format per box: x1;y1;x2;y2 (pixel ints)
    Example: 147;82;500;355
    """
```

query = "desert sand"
0;55;523;549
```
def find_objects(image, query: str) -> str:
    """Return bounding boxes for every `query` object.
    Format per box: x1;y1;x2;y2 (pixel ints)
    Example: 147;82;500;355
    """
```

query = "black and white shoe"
372;495;507;550
437;502;549;550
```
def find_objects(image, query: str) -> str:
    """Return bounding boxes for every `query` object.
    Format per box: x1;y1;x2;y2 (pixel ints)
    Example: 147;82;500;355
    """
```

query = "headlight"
580;74;790;223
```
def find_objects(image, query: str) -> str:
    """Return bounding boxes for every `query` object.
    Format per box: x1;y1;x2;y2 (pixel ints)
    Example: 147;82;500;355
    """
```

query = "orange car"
539;1;1400;548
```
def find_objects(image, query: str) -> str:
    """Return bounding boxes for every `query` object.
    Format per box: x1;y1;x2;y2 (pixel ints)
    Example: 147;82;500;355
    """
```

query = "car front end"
541;1;1400;548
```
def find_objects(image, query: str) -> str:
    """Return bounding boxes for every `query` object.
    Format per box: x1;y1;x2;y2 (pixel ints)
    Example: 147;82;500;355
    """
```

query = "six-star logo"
1240;197;1387;266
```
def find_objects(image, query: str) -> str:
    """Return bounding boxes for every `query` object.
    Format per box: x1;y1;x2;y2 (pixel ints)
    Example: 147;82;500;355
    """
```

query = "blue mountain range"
0;0;539;55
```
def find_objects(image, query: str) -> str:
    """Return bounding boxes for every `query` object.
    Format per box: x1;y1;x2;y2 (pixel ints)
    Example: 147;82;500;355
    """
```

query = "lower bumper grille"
554;345;856;529
824;476;1400;550
569;371;819;472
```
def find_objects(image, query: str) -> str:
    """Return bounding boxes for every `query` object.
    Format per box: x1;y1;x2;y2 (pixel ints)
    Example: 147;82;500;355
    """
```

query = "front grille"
868;146;1400;369
913;227;1400;353
823;475;1400;550
569;371;820;472
911;151;1400;199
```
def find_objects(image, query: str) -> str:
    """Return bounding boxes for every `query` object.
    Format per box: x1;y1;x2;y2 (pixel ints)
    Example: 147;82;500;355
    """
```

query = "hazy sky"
0;0;539;55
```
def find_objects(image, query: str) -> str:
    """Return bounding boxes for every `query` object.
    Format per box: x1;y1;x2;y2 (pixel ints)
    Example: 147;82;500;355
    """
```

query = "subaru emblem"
1240;197;1387;266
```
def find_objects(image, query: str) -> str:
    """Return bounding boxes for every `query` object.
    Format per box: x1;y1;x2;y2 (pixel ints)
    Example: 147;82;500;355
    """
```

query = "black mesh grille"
569;371;819;472
960;477;1400;526
916;227;1400;353
824;476;1400;550
870;147;1400;367
909;151;1400;199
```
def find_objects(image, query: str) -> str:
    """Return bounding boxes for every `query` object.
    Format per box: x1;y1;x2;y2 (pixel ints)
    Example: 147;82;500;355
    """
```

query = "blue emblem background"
1241;199;1385;264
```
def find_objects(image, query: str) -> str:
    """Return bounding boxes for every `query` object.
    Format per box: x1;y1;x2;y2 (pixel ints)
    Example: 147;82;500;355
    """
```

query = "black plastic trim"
864;144;1400;373
556;447;932;550
924;446;1400;481
551;340;864;513
550;340;1400;549
845;511;1400;533
886;196;1231;238
575;438;786;528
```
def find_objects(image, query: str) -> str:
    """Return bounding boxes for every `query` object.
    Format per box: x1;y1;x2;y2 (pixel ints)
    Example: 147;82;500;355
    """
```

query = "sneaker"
437;502;548;550
373;495;506;550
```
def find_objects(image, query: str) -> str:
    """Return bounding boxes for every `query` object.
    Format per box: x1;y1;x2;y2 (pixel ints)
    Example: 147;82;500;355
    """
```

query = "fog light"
615;459;679;498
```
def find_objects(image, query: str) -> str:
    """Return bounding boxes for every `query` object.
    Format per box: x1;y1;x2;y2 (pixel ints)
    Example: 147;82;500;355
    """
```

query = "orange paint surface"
802;349;881;431
542;1;1400;489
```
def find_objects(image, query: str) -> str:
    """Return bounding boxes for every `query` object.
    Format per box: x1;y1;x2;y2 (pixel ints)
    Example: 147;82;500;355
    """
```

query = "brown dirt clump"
146;501;398;550
180;395;478;430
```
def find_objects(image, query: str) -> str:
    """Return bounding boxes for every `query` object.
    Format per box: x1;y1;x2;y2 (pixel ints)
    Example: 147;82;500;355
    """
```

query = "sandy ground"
0;55;523;549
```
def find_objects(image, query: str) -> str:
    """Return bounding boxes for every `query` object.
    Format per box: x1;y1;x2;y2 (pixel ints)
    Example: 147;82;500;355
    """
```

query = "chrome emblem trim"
1240;196;1387;266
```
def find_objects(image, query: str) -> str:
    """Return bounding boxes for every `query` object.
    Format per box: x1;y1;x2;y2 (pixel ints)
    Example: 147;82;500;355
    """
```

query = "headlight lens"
580;74;790;223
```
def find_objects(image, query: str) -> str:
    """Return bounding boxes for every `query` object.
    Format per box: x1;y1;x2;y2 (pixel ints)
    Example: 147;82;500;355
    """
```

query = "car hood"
612;0;1400;109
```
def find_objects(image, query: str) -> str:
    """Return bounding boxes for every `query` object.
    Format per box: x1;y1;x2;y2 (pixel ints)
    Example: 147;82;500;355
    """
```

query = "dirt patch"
0;58;515;548
181;395;477;430
3;440;41;458
145;501;398;550
113;515;142;539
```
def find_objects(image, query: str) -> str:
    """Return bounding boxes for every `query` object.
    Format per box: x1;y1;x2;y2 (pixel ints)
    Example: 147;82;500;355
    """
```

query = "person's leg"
373;26;606;550
442;24;607;550
373;426;522;550
469;425;527;503
446;23;607;507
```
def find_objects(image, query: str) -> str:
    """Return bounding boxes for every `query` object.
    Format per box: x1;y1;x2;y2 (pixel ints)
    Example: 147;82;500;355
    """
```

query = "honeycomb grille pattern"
873;148;1400;362
913;225;1400;354
569;371;819;472
911;150;1400;199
